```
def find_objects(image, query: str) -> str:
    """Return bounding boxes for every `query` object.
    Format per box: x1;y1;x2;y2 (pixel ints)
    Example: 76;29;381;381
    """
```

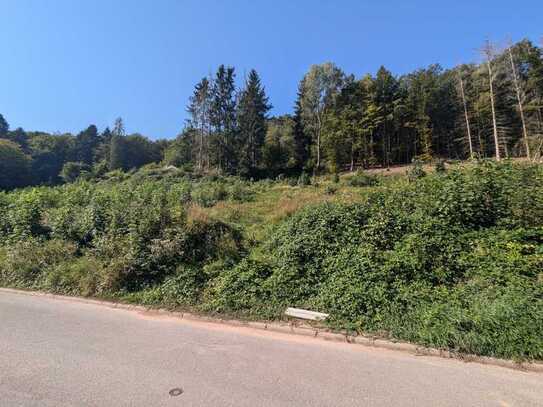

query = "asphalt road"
1;290;542;407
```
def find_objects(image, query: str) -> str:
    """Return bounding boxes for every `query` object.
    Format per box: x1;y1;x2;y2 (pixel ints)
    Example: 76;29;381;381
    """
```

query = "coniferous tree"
0;114;8;138
187;77;212;171
93;127;112;164
75;124;100;165
237;69;271;176
109;117;126;170
210;65;237;173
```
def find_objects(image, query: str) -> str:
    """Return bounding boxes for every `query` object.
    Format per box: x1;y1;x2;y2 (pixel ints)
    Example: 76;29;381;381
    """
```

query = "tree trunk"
508;46;531;159
459;76;474;159
350;139;354;172
199;125;204;170
486;57;501;160
315;113;322;172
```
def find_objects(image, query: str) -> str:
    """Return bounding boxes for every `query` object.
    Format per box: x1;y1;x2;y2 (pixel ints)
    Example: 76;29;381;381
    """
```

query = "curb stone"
1;287;542;374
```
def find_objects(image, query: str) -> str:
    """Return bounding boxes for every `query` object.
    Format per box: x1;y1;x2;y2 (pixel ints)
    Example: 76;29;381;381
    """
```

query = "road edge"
2;286;542;374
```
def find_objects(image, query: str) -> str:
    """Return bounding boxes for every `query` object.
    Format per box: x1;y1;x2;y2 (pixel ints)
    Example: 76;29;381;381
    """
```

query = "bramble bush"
211;161;543;360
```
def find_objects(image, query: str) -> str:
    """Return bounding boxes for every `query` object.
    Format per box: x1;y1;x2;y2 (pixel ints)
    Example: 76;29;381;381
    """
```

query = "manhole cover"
169;388;184;397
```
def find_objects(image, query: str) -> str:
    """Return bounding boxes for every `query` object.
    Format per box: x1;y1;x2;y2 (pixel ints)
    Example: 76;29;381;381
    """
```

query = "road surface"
1;290;542;407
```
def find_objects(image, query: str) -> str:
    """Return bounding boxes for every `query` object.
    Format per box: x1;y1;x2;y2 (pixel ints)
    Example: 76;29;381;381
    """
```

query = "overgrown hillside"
1;161;542;360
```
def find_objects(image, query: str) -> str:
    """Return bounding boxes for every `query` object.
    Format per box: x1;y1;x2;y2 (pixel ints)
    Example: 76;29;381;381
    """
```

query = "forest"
1;39;543;191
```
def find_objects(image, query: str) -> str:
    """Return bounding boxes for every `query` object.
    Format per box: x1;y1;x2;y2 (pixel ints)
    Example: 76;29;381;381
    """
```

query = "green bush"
228;181;254;203
434;159;446;174
0;239;77;288
324;184;337;195
42;257;103;296
60;162;90;183
348;170;378;187
192;182;228;207
297;172;311;186
406;159;426;182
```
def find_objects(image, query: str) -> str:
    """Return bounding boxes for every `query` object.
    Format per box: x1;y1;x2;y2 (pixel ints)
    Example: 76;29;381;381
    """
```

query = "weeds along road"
1;290;542;407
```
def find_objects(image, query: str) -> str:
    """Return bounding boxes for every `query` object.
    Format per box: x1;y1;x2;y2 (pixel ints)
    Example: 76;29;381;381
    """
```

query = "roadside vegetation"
1;160;542;361
1;38;542;361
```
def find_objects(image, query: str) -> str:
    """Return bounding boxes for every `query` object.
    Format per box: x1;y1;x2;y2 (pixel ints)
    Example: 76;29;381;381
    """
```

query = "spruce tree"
0;114;8;138
210;65;237;173
237;69;271;176
75;124;99;165
187;77;212;171
109;118;126;170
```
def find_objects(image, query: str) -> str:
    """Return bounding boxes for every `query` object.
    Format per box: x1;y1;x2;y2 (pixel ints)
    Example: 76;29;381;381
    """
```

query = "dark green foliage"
292;83;311;170
325;184;337;195
297;172;311;186
237;69;272;175
28;133;73;185
434;159;446;173
74;125;100;165
0;140;31;190
210;65;238;173
109;132;161;172
347;170;378;187
108;134;125;170
60;162;89;183
0;114;9;137
0;114;165;191
406;159;426;182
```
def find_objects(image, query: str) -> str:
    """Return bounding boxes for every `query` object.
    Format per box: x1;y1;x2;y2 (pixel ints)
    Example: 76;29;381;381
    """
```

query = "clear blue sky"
1;0;541;139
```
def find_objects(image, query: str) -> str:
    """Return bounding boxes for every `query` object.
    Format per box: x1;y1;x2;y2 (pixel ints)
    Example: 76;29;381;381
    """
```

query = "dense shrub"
0;239;77;288
347;170;379;187
433;158;446;174
212;162;543;360
324;184;337;195
406;159;426;181
297;172;311;186
60;162;90;183
0;177;244;294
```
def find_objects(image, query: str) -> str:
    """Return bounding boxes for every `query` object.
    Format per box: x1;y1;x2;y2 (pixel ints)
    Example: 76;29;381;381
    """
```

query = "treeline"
0;117;165;189
1;39;542;189
173;39;543;175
